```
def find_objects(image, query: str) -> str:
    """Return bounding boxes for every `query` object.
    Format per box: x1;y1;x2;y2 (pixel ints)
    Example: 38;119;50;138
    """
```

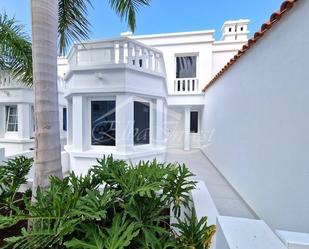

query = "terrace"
67;37;166;77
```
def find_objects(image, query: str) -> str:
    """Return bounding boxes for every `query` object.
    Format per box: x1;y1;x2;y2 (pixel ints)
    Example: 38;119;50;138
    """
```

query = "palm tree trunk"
31;0;63;196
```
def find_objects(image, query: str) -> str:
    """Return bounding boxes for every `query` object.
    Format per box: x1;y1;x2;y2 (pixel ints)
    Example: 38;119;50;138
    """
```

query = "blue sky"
1;0;283;40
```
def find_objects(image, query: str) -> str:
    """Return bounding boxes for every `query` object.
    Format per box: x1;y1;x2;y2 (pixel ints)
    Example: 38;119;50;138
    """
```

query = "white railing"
0;71;29;89
174;78;199;94
67;37;166;75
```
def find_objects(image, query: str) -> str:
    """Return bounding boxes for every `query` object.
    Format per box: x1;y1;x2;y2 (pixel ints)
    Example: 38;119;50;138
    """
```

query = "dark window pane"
134;101;150;145
63;108;67;131
91;101;116;146
190;111;198;133
176;56;197;78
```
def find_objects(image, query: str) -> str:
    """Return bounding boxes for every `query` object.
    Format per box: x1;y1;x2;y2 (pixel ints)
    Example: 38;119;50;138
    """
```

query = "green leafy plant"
163;164;196;217
173;207;216;249
0;155;216;249
0;156;33;208
65;214;140;249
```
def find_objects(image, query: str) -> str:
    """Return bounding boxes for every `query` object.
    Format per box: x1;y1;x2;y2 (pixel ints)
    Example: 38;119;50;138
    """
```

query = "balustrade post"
155;53;161;72
118;42;125;64
148;51;154;71
111;42;116;63
142;49;148;69
127;42;134;65
136;46;142;67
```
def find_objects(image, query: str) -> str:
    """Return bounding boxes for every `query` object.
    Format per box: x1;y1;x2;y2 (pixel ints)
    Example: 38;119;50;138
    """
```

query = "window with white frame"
134;101;150;145
5;105;18;132
91;101;116;146
176;56;197;79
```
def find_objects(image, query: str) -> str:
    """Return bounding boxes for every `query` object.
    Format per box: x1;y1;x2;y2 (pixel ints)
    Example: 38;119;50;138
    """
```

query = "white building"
63;19;249;174
2;0;309;247
0;60;67;157
64;37;167;174
0;72;35;155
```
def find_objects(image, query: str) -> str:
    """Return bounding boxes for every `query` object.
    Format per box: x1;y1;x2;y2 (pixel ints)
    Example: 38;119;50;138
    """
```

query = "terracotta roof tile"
203;0;298;92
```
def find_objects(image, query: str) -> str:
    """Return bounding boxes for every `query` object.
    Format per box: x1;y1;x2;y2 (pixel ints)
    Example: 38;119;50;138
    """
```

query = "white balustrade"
0;71;29;89
67;37;165;75
174;78;199;94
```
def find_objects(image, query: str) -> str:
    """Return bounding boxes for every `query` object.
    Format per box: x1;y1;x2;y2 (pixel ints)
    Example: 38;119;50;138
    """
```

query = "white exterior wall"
0;87;34;156
0;67;68;156
64;41;168;175
166;107;184;149
132;25;247;151
133;30;246;95
212;49;238;78
202;1;309;232
58;58;69;148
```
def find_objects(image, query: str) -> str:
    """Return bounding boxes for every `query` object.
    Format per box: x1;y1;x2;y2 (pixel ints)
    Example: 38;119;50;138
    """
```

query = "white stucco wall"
166;107;184;148
202;1;309;232
212;49;238;78
133;29;246;94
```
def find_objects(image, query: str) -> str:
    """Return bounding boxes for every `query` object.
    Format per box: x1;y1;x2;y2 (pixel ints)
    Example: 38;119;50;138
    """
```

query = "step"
216;216;287;249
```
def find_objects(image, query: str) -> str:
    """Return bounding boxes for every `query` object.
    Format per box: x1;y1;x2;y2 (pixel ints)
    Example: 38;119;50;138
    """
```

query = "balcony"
0;71;29;89
0;71;66;93
174;78;199;94
67;37;166;77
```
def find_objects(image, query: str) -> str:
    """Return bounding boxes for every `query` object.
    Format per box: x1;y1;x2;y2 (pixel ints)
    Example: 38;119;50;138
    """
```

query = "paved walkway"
166;149;256;219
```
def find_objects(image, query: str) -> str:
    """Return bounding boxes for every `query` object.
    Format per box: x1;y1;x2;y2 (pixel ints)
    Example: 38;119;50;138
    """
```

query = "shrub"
0;156;33;209
0;155;216;249
174;207;216;249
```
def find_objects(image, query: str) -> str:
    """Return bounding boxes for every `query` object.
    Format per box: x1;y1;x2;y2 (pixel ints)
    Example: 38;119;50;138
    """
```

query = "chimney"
221;19;250;42
120;31;133;37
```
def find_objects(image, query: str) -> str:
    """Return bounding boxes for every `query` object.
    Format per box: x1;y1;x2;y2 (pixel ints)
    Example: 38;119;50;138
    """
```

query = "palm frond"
108;0;151;32
58;0;93;55
0;13;32;86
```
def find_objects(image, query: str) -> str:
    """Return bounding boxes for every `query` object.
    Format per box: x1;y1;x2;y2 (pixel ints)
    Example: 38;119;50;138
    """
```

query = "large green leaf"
65;214;140;249
0;13;32;86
